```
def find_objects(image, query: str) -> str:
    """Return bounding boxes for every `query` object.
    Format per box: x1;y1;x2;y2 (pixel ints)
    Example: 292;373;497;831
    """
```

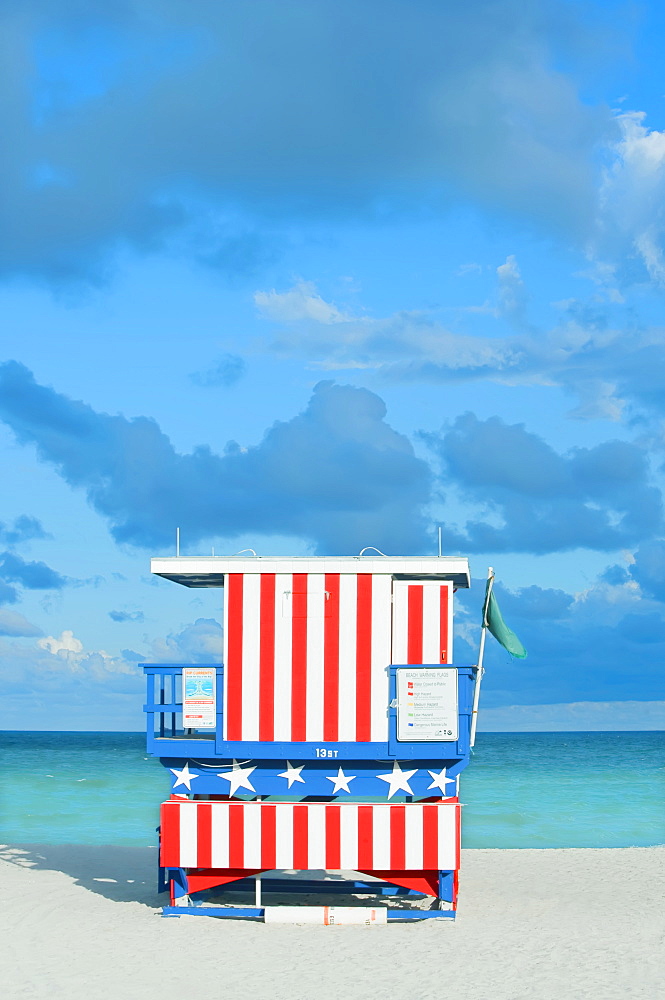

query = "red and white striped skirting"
160;799;460;872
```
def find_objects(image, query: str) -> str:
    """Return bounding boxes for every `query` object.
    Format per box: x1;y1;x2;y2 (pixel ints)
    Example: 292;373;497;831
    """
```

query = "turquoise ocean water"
1;731;663;848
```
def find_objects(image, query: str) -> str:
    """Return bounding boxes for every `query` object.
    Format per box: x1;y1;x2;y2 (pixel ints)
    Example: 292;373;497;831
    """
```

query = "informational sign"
182;667;216;729
396;667;458;741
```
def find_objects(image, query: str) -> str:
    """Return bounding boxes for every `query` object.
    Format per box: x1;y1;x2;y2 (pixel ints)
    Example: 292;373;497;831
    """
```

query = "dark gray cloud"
600;563;631;586
0;361;431;554
189;354;246;388
427;412;662;553
2;360;662;559
0;581;18;605
0;515;49;545
121;648;144;662
0;0;618;283
109;609;145;623
0;550;68;591
617;611;664;645
455;575;665;706
626;539;665;602
492;583;574;621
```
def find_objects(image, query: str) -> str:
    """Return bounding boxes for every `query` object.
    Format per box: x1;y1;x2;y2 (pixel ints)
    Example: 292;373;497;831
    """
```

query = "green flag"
483;577;527;658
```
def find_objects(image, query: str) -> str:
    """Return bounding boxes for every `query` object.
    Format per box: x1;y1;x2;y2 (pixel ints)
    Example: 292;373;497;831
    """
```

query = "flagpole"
470;566;494;747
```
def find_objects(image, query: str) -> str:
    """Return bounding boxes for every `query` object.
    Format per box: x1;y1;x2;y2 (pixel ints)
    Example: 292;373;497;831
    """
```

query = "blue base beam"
163;906;263;919
162;906;455;920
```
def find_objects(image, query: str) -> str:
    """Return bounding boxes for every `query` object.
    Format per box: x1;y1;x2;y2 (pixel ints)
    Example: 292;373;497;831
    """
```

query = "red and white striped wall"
224;573;393;743
392;580;453;666
160;799;460;872
223;573;454;744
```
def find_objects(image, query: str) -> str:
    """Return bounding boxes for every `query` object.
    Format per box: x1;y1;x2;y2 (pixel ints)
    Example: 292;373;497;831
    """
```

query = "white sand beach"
1;845;663;1000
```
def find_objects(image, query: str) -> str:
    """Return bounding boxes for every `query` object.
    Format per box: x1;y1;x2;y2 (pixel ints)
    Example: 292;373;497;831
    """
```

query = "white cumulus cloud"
37;629;84;658
254;281;349;324
598;111;665;283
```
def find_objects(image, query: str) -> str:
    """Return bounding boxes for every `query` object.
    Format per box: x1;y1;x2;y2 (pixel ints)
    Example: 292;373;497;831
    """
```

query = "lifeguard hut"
143;551;478;922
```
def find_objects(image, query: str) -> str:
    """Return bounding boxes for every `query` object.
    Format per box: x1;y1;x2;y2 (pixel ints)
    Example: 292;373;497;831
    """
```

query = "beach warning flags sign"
483;573;527;659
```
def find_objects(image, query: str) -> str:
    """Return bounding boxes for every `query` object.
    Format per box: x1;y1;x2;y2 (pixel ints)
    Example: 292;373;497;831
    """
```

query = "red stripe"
355;575;372;741
259;574;276;741
291;574;308;740
226;574;243;740
293;805;309;869
323;574;340;740
389;805;406;870
407;585;423;663
325;805;341;869
423;804;439;869
357;806;374;869
197;803;213;869
160;803;180;867
228;803;245;868
440;585;449;663
261;804;277;869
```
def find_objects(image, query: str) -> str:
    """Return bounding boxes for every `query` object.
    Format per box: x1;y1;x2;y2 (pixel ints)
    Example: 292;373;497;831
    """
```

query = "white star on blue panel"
169;763;198;790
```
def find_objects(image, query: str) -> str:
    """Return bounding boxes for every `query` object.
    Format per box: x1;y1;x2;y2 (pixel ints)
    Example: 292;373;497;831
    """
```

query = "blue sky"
1;0;664;731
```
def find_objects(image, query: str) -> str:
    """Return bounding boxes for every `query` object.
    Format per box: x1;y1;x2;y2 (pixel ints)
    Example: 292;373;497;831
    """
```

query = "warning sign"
182;667;217;729
396;667;458;741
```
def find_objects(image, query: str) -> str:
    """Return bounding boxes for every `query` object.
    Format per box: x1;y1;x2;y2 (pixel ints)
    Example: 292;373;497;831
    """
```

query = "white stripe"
273;573;293;740
307;805;326;870
422;583;441;663
242;803;262;868
437;804;457;870
241;573;261;740
210;804;229;868
337;575;357;741
404;804;424;869
274;803;294;869
179;803;198;867
372;805;391;870
371;575;393;742
305;575;325;741
391;580;408;664
339;804;359;870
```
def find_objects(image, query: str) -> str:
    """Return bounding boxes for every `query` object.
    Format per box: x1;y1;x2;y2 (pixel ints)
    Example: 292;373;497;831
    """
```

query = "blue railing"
143;663;223;757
